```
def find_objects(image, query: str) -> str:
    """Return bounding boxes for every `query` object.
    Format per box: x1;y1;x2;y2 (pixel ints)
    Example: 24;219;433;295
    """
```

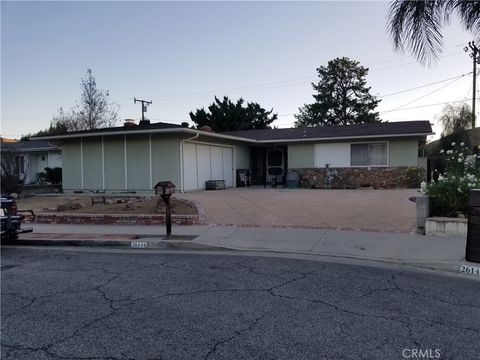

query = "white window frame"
350;141;389;167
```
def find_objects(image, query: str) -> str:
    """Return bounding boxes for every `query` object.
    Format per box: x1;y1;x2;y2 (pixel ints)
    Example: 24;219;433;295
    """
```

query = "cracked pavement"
1;248;479;360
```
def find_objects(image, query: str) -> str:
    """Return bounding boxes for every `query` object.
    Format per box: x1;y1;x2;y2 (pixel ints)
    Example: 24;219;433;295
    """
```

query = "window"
350;142;387;166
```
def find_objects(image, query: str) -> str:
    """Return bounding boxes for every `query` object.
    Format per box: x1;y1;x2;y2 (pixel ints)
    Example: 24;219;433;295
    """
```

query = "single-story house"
0;139;62;184
32;120;432;192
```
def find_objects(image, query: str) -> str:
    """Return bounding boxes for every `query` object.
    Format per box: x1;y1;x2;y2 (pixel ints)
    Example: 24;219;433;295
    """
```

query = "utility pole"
465;41;479;129
134;98;152;123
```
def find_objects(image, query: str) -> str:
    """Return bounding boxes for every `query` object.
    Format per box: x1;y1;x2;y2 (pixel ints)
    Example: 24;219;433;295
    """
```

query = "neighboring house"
33;120;432;193
1;139;62;184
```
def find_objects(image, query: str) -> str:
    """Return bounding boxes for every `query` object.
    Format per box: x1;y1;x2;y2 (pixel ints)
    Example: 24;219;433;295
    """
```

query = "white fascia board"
256;132;433;144
30;128;257;143
31;128;433;144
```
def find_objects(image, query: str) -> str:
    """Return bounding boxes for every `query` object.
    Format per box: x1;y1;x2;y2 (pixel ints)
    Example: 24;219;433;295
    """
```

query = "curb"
5;238;228;251
204;222;415;234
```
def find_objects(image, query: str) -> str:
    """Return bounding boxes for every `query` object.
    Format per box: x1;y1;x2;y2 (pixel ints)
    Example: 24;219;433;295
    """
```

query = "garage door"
183;143;234;191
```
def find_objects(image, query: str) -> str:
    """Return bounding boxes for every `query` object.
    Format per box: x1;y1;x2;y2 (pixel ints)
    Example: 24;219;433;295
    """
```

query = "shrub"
0;175;23;195
422;142;480;216
36;172;47;184
44;167;62;184
403;167;425;188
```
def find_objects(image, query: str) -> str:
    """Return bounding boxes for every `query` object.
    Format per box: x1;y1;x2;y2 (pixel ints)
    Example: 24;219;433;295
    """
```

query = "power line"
271;73;472;118
366;42;465;67
380;98;473;113
380;74;469;114
9;71;468;121
379;72;472;98
369;51;464;72
464;81;472;100
147;81;309;101
128;51;466;102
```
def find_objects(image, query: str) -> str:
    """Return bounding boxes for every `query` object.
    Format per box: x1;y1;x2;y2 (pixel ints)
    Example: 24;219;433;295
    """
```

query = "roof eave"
31;127;433;144
255;132;434;143
31;127;258;143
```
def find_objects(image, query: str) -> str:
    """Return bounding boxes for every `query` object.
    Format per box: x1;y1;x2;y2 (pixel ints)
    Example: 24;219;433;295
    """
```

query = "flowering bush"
422;142;480;216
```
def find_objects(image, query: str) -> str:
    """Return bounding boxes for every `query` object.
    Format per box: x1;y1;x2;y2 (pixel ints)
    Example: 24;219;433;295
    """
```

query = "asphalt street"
1;247;479;360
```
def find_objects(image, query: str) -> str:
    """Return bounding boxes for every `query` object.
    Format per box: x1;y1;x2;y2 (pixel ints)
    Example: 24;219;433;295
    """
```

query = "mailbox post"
154;181;176;237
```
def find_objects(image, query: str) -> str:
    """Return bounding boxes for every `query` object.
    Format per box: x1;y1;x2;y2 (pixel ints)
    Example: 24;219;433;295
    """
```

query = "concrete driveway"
177;187;418;233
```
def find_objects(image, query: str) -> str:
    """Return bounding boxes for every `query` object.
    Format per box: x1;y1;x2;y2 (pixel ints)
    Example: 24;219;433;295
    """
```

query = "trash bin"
466;189;480;263
286;170;299;188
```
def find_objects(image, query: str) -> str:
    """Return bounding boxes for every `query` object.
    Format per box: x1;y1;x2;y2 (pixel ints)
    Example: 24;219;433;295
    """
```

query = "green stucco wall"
151;134;181;187
288;143;315;168
82;137;103;189
126;134;150;190
61;134;181;192
388;138;419;166
104;136;126;190
62;139;82;190
236;144;250;169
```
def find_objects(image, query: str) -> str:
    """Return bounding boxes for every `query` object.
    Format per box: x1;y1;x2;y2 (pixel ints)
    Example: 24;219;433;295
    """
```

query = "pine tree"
295;57;381;127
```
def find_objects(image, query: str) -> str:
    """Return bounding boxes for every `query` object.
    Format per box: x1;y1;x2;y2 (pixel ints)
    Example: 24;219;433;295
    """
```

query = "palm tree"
387;0;480;65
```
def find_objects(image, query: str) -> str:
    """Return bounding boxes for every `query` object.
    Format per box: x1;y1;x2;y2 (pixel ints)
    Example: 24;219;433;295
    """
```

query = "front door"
266;149;284;184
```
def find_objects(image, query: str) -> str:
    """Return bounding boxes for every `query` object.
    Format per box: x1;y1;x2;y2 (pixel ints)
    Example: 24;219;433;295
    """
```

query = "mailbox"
154;181;176;196
154;181;176;237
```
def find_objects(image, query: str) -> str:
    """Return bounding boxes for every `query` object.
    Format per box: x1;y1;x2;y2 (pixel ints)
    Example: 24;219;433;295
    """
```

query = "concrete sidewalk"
14;223;477;275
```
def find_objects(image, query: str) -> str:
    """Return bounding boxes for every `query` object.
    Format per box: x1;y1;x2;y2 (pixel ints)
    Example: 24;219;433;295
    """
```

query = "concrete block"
416;196;431;232
425;217;468;237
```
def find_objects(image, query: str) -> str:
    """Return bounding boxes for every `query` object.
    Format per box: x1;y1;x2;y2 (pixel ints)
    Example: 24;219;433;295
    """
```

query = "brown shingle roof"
221;121;432;141
1;140;60;151
42;121;183;137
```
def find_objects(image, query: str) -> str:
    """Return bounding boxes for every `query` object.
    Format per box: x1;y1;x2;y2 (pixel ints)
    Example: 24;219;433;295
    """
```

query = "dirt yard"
16;195;197;215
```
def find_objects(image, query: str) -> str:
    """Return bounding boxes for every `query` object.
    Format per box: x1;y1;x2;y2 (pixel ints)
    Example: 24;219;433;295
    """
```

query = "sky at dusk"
1;1;477;140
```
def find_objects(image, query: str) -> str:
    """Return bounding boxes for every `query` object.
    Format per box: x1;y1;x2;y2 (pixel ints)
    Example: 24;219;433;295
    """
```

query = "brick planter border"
26;213;205;226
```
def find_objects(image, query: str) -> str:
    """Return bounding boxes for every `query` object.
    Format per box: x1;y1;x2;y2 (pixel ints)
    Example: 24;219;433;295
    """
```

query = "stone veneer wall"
294;167;421;189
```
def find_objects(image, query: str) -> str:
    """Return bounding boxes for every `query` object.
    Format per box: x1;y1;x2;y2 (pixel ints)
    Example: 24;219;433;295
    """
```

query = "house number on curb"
460;265;480;276
131;241;148;249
